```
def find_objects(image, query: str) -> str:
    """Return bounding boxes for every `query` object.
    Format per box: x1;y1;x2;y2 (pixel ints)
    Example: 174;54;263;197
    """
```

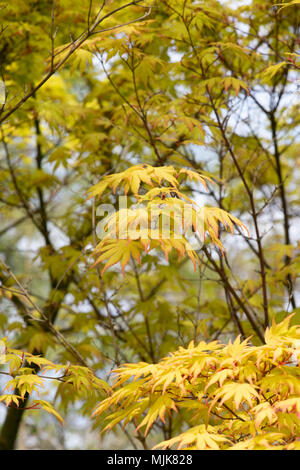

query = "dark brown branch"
0;1;150;125
202;247;265;343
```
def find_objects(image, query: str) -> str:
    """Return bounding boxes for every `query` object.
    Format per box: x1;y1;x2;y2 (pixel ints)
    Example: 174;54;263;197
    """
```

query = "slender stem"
0;1;149;124
132;257;156;362
269;111;296;309
0;258;89;367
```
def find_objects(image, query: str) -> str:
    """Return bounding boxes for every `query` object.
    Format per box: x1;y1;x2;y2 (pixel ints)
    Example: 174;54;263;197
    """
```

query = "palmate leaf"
5;354;23;375
89;165;248;274
136;394;177;436
252;402;277;429
204;368;234;390
92;380;147;419
199;77;249;96
32;400;65;425
274;397;300;418
177;168;214;189
93;318;300;449
259;62;287;82
87;165;213;199
0;394;23;407
229;433;286;450
260;372;300;396
153;424;230;450
212;41;252;60
210;382;260;410
102;399;150;432
4;374;45;397
202;207;249;235
92;239;142;275
92;235;200;275
87;165;179;199
103;207;150;241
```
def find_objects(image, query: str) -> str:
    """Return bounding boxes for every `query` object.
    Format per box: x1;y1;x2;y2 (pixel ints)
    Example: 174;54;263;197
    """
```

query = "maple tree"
0;0;299;450
94;315;300;450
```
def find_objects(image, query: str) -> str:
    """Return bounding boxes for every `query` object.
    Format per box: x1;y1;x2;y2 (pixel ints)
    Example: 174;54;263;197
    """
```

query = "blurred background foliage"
0;0;299;449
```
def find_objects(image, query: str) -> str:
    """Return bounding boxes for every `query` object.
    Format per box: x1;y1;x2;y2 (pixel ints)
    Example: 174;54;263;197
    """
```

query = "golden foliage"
88;165;248;274
93;316;300;450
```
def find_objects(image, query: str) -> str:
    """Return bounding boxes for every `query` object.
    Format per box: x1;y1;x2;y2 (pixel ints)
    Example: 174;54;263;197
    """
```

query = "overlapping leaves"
0;344;110;425
88;165;248;274
93;316;300;450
